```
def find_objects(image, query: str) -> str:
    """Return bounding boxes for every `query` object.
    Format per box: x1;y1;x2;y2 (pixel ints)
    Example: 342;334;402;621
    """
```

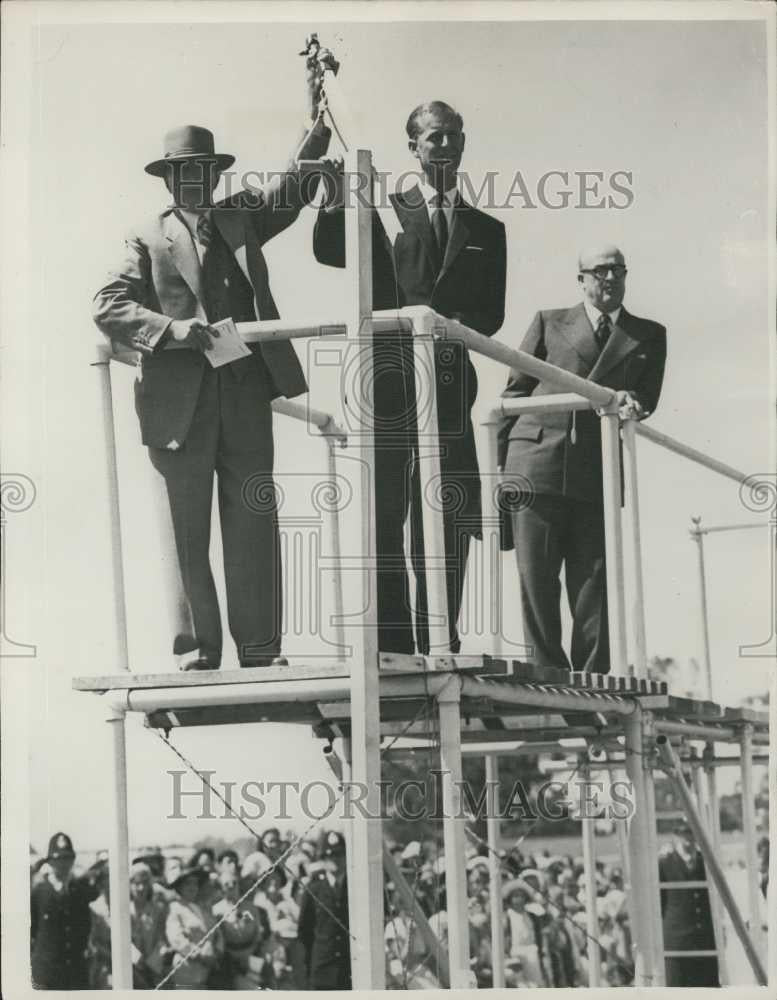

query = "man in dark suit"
297;833;351;989
93;58;330;669
499;245;666;673
659;819;719;986
314;101;506;654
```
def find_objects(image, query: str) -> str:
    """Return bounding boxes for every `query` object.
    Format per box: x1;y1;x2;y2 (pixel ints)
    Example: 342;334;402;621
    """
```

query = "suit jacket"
314;184;506;531
659;848;715;951
93;121;330;449
499;303;666;503
297;871;350;989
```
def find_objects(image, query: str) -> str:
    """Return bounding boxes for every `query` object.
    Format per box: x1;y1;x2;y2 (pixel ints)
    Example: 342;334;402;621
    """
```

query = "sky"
1;5;773;861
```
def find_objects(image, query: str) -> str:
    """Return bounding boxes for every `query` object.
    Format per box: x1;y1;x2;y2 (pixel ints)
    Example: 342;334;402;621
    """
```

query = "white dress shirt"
418;175;458;234
583;300;622;333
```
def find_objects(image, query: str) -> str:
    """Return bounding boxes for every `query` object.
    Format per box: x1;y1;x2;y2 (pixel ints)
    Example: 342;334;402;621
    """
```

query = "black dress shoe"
240;656;289;669
181;656;220;672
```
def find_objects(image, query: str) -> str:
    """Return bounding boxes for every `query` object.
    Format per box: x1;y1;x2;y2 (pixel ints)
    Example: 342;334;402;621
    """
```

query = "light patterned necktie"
596;312;612;350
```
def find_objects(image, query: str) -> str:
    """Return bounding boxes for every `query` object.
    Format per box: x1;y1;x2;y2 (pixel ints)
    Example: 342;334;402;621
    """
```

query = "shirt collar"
172;205;210;231
418;174;459;209
583;300;622;330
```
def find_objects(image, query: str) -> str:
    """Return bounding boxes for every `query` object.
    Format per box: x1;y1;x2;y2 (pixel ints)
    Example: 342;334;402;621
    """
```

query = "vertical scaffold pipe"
93;352;130;673
599;407;628;673
412;310;451;654
623;706;657;986
437;675;472;988
690;516;714;700
325;438;346;661
106;703;133;989
640;714;665;985
480;418;503;657
343;148;385;990
702;750;729;985
485;753;505;987
579;759;602;987
621;417;648;677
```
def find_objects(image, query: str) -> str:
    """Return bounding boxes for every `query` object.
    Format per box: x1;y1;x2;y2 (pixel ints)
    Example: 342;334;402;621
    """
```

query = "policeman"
297;831;351;989
30;832;101;989
659;818;718;986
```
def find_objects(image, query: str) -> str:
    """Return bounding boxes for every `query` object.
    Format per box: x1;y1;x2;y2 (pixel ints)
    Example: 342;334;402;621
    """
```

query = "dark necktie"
196;212;213;252
596;312;612;350
431;195;448;270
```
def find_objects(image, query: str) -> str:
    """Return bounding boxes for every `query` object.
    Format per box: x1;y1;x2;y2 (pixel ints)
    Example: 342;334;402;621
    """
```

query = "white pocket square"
464;245;484;251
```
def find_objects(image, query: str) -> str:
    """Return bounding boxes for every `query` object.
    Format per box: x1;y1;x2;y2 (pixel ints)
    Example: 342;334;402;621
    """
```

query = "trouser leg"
148;370;221;665
374;444;414;654
564;499;609;673
411;483;472;656
511;494;570;670
216;360;281;664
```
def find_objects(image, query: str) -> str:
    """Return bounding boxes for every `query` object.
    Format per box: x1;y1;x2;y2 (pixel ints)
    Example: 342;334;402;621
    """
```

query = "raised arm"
223;47;333;243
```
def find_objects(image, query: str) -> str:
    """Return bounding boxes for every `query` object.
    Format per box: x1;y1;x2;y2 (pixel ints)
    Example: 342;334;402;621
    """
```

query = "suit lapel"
559;303;599;371
588;307;644;381
437;197;471;281
163;211;206;313
212;208;252;286
390;186;439;271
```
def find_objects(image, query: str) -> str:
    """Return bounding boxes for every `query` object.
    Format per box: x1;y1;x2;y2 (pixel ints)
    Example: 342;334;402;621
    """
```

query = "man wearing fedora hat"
30;832;101;989
93;53;332;671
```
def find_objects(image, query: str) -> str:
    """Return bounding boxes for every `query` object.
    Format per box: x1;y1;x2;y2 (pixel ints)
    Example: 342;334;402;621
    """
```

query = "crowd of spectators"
383;835;632;988
31;825;637;989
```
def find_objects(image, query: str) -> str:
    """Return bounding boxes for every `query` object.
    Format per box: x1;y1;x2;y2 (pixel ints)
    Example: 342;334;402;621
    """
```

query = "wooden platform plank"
73;662;350;692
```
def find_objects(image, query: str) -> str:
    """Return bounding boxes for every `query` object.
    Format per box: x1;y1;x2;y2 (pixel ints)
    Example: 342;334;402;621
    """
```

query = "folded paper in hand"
205;317;252;368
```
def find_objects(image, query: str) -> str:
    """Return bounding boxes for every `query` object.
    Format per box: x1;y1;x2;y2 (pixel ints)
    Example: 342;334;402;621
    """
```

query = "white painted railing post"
342;147;385;990
599;403;628;672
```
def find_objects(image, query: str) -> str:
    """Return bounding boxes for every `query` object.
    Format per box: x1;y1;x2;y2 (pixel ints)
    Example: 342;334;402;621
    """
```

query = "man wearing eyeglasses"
498;245;666;673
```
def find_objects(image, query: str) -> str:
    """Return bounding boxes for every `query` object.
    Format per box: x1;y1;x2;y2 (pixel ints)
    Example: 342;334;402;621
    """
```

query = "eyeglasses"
580;265;628;281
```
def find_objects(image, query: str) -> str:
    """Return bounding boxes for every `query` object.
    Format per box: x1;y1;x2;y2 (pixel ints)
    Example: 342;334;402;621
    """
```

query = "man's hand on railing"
168;318;220;353
616;390;647;421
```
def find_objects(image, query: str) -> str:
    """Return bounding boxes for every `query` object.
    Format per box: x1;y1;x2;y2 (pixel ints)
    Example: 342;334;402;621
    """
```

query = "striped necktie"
596;312;612;350
196;212;213;251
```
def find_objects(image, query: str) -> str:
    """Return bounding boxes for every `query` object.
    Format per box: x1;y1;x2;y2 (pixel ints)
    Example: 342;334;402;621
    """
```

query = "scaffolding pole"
437;676;472;988
579;759;602;987
106;704;133;989
600;406;629;673
622;417;648;677
690;516;714;699
342;147;385;990
623;706;657;986
412;309;451;654
484;753;505;987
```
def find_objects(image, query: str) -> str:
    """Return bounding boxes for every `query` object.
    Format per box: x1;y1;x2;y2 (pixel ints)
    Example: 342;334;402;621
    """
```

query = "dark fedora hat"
145;125;235;177
170;864;211;894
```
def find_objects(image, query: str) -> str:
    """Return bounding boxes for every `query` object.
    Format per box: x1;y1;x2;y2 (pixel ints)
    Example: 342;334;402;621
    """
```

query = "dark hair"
218;849;239;865
405;101;464;140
